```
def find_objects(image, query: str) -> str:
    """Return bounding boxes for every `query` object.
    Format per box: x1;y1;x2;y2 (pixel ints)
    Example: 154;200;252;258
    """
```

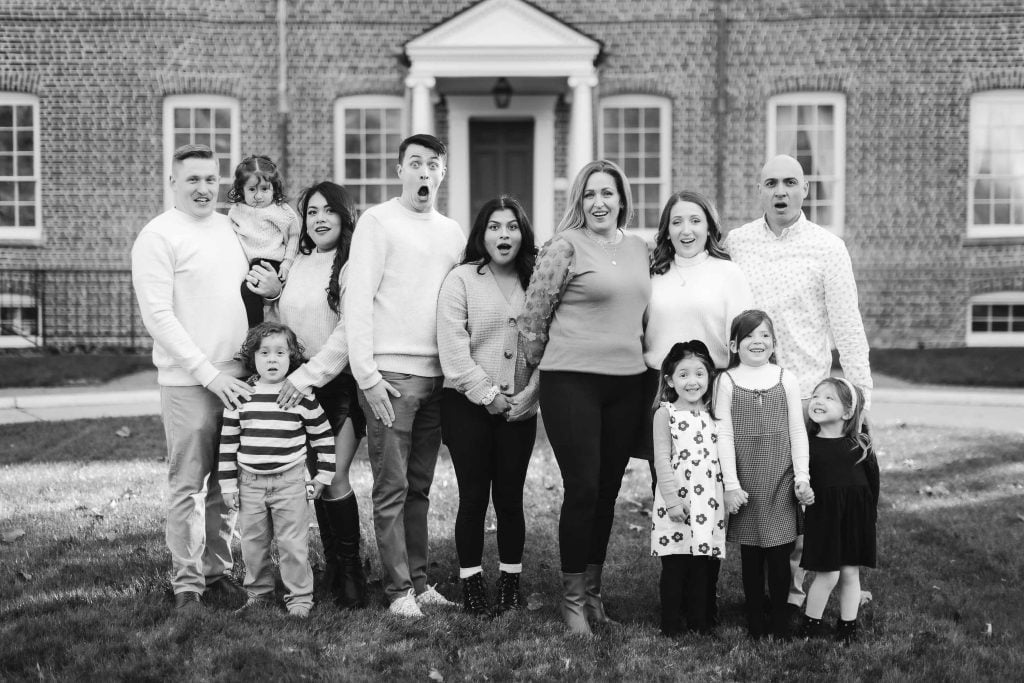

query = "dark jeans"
440;389;537;569
740;541;796;638
659;554;721;635
539;370;645;573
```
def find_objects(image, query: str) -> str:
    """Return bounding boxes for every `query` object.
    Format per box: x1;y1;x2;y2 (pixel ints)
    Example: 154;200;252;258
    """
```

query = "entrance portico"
404;0;602;238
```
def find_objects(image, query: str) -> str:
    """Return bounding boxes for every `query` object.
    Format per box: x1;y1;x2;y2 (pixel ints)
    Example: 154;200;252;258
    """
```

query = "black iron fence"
0;269;149;350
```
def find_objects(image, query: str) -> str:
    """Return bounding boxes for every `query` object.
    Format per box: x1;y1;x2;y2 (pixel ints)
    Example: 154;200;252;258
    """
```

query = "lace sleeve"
516;236;574;367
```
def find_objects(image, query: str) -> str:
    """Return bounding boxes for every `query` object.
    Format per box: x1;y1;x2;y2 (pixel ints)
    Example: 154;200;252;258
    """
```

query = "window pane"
365;109;381;130
0;131;12;153
215;133;231;153
195;108;211;129
15;155;33;176
973;202;990;225
624;108;639;128
0;182;12;201
385;109;400;130
994;202;1011;224
366;133;381;154
644;157;659;177
174;133;190;149
366;158;382;178
0;157;12;175
776;105;795;128
992;305;1009;317
624;157;640;176
214;108;231;129
18;204;34;226
604;133;619;154
603;108;619;127
971;319;988;332
345;134;361;155
194;132;211;148
0;204;13;226
345;159;360;179
17;181;34;199
174;109;190;128
643;108;659;127
991;319;1009;332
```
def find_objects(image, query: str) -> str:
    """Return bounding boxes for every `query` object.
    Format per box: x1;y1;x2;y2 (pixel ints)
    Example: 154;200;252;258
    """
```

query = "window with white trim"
969;91;1024;239
967;292;1024;347
0;293;40;348
0;94;41;242
162;95;240;213
767;93;846;234
335;96;405;214
598;95;671;234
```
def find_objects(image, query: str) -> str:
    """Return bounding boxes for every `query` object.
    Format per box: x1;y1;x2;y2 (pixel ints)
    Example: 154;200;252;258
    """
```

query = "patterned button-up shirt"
724;213;873;408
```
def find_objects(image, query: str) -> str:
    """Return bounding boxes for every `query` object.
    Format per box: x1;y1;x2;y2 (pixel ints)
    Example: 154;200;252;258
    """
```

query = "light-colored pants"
160;386;236;595
359;372;443;602
237;462;313;610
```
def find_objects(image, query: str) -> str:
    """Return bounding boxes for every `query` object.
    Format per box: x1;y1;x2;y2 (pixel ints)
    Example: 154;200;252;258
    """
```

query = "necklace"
671;251;709;286
582;227;622;266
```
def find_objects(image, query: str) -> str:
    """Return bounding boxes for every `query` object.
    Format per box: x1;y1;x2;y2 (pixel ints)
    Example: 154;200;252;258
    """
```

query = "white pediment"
405;0;601;78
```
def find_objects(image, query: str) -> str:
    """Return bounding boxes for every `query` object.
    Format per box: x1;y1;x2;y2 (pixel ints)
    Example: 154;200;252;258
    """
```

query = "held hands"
725;488;748;515
247;260;282;299
309;481;326;500
484;393;511;416
795;481;815;505
208;373;254;410
223;491;238;511
668;502;688;523
365;379;402;427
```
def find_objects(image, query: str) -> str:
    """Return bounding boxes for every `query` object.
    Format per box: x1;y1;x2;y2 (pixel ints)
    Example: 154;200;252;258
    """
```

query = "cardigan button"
504;350;513;359
508;318;516;327
499;383;509;391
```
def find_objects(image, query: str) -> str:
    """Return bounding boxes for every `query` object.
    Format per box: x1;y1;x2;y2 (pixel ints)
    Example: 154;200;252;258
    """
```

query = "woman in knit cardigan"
437;196;539;617
270;181;368;609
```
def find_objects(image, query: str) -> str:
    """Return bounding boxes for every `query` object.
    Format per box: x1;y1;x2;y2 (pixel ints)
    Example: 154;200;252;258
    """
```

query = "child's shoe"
288;604;311;619
389;588;425;619
461;573;492;617
797;614;830;639
416;584;456;608
835;618;859;644
494;571;524;613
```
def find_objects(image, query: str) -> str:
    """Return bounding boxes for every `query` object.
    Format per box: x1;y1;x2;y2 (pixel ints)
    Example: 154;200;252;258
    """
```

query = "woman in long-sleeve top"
438;196;539;618
517;160;651;634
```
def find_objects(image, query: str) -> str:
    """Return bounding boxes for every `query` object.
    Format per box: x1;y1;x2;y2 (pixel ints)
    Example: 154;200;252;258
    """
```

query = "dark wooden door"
469;119;533;224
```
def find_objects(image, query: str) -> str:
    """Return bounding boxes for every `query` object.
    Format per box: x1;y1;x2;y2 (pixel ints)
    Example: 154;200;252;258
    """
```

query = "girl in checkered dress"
650;340;725;636
715;310;812;638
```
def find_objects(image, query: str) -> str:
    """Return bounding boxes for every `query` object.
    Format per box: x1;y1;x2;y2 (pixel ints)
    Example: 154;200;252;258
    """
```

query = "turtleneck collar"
674;251;710;268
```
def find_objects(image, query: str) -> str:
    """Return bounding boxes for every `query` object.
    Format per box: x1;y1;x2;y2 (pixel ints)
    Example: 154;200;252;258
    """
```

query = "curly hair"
235;322;306;377
462;195;537;290
227;155;287;206
650;190;730;276
294;181;358;314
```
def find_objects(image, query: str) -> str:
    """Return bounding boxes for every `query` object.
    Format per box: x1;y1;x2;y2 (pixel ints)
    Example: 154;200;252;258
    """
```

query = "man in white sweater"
345;134;465;617
132;144;276;612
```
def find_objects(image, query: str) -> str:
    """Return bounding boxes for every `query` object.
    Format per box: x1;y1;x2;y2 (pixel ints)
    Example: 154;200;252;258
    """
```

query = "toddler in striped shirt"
219;322;336;618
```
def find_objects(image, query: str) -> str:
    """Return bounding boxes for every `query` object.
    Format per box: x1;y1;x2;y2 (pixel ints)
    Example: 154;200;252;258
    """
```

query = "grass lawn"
1;417;1022;681
0;352;153;389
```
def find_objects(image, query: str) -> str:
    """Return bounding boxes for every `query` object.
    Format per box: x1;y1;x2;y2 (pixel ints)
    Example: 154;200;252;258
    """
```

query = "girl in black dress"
800;377;879;642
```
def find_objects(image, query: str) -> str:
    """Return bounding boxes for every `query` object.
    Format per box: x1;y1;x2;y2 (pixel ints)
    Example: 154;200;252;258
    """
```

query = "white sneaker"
389;589;424;618
416;584;456;607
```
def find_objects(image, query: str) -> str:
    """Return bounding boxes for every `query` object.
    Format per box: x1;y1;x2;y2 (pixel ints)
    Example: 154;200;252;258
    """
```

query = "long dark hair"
462;196;537;290
227;155;287;205
726;309;779;369
654;339;717;418
295;182;357;314
650;190;730;276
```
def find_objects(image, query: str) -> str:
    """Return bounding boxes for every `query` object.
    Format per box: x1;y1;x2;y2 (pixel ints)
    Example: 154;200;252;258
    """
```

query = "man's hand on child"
208;373;254;410
795;481;815;505
223;491;238;511
725;488;748;515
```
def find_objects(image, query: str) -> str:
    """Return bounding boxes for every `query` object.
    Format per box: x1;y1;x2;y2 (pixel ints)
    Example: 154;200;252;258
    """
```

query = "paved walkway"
0;369;1021;432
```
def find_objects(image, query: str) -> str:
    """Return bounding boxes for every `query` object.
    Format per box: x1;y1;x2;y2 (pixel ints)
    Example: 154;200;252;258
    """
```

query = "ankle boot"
324;495;367;609
584;563;616;624
494;571;523;613
835;618;858;643
312;499;340;595
798;614;829;638
560;572;592;635
461;573;492;617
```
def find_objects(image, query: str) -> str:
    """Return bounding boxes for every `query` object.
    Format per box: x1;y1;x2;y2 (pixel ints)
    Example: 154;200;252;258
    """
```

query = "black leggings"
659;554;721;634
440;389;537;569
539;370;645;573
740;541;795;638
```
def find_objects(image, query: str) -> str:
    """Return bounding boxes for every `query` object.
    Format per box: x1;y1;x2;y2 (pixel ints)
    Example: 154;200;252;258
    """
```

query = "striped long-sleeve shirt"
218;386;335;494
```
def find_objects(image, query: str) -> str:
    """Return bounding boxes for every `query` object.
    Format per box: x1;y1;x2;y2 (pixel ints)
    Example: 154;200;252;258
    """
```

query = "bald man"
723;154;872;618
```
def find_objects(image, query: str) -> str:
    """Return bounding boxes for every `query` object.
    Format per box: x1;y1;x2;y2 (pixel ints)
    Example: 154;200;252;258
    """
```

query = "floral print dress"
651;403;726;558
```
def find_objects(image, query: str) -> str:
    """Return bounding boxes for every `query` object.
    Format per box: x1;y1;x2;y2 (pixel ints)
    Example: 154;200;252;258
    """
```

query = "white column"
567;74;598;181
405;75;436;136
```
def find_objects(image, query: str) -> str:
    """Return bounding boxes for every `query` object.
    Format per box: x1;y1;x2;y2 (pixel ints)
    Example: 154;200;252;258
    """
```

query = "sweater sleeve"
344;212;387;389
652;406;683;509
217;406;241;494
131;231;221;387
517;237;574;367
287;264;350;393
507;366;540;420
302;397;337;487
437;270;493;403
783;368;810;484
713;373;741;491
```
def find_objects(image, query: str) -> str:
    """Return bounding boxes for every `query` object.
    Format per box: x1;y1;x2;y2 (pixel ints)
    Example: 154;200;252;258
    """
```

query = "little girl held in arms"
715;309;812;639
799;377;879;643
228;155;300;326
650;340;725;636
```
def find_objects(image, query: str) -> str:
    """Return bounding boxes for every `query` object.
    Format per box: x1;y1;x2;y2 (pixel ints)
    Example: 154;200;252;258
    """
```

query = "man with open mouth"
723;153;873;632
345;134;466;619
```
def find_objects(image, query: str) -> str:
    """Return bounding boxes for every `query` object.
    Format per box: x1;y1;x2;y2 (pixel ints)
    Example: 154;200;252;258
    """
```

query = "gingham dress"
723;369;802;547
650;404;726;558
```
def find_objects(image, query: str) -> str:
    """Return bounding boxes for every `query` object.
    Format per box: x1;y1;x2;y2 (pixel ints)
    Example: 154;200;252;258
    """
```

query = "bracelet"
480;385;500;406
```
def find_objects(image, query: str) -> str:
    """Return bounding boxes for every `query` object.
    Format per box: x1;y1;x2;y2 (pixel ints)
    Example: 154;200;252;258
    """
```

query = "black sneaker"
205;575;246;606
173;591;203;613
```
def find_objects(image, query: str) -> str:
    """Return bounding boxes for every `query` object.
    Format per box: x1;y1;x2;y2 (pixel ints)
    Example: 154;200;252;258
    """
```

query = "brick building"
1;0;1022;349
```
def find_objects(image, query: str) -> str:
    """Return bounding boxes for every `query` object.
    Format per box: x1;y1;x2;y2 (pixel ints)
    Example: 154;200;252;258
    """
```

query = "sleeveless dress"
723;369;802;548
651;403;726;558
801;435;879;571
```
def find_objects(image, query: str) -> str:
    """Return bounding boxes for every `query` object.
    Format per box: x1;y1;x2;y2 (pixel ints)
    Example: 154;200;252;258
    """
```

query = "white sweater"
345;199;465;389
131;208;249;386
